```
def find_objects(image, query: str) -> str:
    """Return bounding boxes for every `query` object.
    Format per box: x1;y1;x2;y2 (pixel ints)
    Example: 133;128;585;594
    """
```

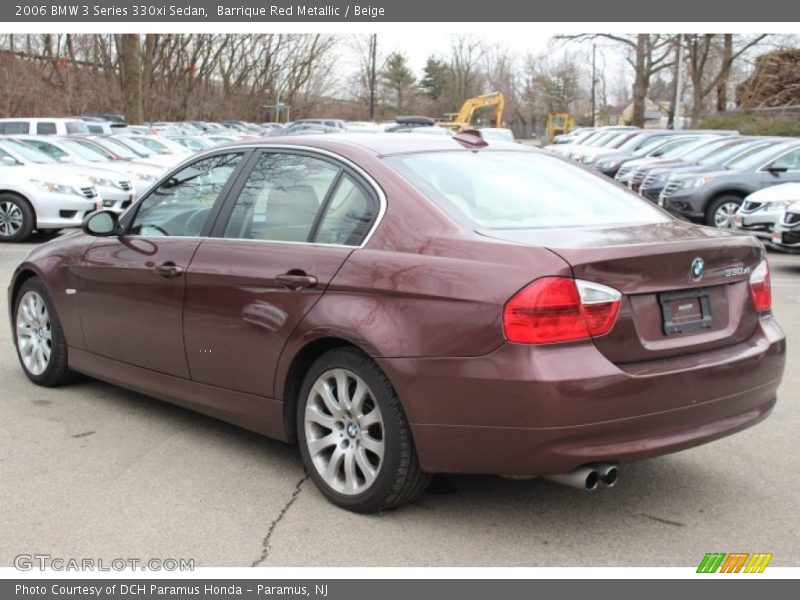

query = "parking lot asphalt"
0;234;798;568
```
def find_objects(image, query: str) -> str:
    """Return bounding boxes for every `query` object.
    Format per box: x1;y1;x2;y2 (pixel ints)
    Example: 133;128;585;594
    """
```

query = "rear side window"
36;122;57;135
0;122;29;134
315;174;377;245
386;151;667;230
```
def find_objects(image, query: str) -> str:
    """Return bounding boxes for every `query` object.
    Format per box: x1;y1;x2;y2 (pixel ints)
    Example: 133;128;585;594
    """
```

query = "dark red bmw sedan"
8;133;785;512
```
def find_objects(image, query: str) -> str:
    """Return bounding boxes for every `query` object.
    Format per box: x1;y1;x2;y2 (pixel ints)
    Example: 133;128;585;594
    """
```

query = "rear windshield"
386;151;667;230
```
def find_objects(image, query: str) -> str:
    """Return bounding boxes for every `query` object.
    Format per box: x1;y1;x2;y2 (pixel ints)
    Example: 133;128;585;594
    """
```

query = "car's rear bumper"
380;317;785;476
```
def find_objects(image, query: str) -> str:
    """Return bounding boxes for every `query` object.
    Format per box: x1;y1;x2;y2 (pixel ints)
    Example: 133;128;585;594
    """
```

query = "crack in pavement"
251;473;309;567
637;513;686;527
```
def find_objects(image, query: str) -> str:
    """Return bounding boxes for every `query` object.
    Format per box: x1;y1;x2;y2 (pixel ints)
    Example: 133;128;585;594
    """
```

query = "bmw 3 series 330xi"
9;133;786;512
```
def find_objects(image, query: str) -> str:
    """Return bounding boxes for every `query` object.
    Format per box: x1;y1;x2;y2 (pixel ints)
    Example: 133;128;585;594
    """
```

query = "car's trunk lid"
478;221;763;364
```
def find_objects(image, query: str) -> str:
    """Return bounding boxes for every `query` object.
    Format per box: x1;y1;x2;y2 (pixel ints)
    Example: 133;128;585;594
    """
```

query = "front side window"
21;139;69;162
129;153;242;237
726;142;797;171
0;148;22;166
769;148;800;171
387;150;667;230
0;122;29;135
0;139;55;163
222;153;339;242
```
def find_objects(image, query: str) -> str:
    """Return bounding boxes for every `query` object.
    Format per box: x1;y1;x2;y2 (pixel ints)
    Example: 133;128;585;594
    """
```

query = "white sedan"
0;164;99;242
734;182;800;240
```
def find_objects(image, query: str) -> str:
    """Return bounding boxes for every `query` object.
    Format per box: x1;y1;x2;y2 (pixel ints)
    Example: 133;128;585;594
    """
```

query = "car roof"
225;132;526;157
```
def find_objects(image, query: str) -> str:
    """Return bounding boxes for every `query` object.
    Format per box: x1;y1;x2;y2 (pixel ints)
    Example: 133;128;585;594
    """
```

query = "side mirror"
767;165;788;175
81;210;120;237
1;156;19;166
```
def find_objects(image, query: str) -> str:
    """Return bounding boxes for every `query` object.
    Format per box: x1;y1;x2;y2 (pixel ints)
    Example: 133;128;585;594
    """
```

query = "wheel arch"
8;267;44;323
278;336;377;444
702;188;750;212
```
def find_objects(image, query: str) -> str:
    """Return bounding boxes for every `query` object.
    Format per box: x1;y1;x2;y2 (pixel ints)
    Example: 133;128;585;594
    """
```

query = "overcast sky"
334;32;631;104
371;32;555;73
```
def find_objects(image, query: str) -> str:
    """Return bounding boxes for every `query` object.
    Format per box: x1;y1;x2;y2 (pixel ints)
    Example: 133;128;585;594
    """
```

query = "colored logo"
697;552;773;573
690;257;705;280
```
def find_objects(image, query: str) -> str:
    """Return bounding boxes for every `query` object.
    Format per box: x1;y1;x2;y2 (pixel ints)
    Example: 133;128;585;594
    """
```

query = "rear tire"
297;347;431;512
13;278;76;386
705;195;742;228
0;193;35;243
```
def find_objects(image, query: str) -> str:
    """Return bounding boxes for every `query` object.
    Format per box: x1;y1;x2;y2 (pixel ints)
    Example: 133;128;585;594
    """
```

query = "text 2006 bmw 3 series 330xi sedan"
8;132;786;512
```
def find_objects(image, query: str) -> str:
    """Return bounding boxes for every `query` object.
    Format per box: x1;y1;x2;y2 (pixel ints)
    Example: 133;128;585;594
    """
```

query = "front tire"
13;278;76;386
0;193;35;242
297;348;430;512
706;195;742;228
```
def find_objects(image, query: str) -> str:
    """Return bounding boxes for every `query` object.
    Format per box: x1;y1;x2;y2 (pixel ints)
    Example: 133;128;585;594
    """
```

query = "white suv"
0;118;89;136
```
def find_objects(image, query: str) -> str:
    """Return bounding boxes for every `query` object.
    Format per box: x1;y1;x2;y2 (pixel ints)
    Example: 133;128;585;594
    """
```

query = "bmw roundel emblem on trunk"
691;257;705;280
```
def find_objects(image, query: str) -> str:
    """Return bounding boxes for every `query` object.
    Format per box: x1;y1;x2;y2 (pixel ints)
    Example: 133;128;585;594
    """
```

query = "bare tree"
449;34;485;106
557;34;676;126
117;34;143;123
683;34;767;122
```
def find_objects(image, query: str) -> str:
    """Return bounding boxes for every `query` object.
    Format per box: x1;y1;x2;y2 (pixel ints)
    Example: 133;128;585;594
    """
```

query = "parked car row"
0;110;528;244
0;130;192;241
546;127;800;241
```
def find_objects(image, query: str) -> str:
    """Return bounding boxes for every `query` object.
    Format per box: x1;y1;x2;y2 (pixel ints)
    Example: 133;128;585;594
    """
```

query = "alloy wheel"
0;201;24;238
16;291;52;376
303;368;385;495
714;202;740;228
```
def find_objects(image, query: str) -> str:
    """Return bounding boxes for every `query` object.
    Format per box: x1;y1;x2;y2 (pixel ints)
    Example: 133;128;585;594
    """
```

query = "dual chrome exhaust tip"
544;463;618;491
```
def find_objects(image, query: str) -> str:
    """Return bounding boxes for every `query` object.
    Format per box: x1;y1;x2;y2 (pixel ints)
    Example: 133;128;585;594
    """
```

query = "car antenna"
453;129;488;150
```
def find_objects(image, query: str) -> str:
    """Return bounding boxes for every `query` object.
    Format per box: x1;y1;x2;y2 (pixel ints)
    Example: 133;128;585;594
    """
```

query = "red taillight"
503;277;621;344
750;259;772;313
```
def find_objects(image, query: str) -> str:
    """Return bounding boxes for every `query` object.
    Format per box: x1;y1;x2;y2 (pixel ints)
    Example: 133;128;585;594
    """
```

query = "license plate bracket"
659;288;713;335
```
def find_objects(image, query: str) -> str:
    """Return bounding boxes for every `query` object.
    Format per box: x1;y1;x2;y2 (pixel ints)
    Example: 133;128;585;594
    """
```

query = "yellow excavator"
546;112;575;143
442;91;505;131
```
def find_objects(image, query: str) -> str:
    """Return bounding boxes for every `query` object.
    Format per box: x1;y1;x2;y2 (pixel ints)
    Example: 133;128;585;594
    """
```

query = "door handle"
153;262;184;278
275;272;318;290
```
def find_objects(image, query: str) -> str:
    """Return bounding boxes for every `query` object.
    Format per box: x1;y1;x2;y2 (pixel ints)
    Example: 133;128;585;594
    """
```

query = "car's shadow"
63;375;722;524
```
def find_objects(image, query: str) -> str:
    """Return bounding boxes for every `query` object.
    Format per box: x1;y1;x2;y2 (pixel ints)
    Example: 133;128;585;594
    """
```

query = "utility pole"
368;34;377;121
674;34;684;130
590;44;596;127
